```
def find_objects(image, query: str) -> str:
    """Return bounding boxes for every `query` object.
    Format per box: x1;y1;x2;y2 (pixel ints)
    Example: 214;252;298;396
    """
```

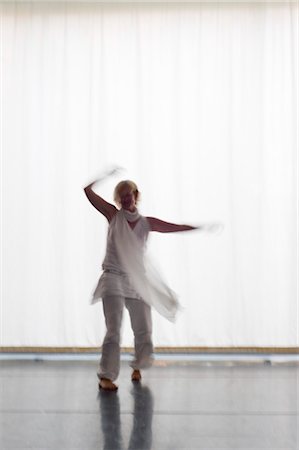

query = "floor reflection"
128;384;153;450
99;384;153;450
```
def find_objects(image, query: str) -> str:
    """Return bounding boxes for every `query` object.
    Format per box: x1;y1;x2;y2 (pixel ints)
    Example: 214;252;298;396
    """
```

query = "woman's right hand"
107;166;124;177
85;166;124;188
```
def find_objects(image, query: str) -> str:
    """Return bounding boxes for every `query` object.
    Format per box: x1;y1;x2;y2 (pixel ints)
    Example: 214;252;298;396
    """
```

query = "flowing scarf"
114;208;180;322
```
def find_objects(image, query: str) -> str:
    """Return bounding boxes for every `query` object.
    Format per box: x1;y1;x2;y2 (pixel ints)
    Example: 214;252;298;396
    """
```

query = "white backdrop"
1;1;298;348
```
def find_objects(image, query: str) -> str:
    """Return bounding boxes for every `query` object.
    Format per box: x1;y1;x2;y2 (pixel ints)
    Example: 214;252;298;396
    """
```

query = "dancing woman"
84;170;198;391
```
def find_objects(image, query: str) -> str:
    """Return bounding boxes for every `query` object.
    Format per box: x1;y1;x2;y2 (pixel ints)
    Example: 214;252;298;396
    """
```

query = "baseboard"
0;346;298;354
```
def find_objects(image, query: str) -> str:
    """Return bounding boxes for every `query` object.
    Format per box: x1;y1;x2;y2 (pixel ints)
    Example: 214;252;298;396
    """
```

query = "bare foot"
99;378;118;391
131;369;142;382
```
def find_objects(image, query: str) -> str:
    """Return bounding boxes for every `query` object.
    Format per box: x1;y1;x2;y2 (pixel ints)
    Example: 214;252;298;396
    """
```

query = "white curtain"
1;1;297;348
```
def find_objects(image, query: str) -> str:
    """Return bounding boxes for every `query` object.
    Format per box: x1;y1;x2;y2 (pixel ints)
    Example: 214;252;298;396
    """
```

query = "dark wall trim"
0;347;298;354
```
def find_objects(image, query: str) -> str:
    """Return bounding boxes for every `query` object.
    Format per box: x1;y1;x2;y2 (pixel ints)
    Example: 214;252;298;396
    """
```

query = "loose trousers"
98;296;154;381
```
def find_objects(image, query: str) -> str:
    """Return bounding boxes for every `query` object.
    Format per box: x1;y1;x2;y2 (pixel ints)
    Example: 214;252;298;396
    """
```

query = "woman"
84;170;198;391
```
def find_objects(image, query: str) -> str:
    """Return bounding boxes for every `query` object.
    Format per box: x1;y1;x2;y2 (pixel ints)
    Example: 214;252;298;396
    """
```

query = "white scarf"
114;208;180;322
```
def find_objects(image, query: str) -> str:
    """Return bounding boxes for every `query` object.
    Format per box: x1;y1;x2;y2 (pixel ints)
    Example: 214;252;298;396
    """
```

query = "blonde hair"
113;180;140;206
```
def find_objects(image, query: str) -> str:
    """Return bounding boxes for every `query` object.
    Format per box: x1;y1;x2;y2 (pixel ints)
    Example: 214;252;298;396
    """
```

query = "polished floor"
0;357;298;449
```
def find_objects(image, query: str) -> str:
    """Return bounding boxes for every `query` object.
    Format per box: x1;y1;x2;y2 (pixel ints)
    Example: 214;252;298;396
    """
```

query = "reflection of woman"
99;392;122;450
84;171;197;391
128;385;153;450
99;384;153;450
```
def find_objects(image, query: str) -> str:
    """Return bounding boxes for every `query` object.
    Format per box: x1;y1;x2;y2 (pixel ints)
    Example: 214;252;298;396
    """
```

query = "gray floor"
0;358;298;450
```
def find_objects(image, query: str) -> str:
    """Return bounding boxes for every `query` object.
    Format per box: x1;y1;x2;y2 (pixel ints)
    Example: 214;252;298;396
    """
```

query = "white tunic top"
91;211;151;302
91;208;180;321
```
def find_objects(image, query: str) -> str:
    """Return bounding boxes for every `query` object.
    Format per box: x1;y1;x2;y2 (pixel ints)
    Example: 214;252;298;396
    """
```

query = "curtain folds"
1;2;297;347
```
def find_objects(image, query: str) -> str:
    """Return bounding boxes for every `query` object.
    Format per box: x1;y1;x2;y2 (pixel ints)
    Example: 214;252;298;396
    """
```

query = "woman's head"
113;180;140;211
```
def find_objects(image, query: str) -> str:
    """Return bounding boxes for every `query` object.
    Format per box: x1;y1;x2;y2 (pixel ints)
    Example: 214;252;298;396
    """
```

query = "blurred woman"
84;171;198;391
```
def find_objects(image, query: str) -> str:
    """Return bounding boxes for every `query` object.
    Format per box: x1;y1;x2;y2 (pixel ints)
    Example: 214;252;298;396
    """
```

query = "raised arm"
84;181;117;222
146;217;197;233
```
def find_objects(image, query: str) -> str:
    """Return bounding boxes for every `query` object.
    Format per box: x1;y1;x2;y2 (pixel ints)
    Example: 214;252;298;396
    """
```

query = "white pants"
98;296;154;381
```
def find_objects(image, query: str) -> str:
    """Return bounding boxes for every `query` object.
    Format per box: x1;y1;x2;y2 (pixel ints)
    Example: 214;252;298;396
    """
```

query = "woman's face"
119;186;136;211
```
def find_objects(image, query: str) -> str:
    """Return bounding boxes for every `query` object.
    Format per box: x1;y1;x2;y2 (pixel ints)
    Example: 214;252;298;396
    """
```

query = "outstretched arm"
147;217;197;233
84;178;117;222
